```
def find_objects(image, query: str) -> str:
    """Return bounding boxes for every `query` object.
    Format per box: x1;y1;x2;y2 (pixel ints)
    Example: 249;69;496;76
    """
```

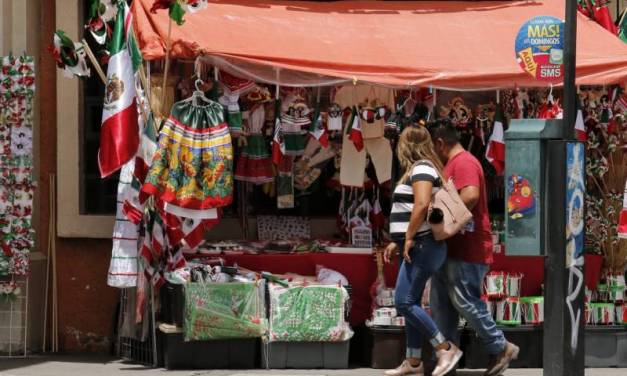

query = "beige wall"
0;0;45;354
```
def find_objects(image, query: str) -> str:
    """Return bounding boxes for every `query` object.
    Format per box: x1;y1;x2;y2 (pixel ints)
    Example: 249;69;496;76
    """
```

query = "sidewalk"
0;356;624;376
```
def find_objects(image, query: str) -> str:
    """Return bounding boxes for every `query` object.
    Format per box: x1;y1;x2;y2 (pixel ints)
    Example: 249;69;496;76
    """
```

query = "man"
429;122;519;376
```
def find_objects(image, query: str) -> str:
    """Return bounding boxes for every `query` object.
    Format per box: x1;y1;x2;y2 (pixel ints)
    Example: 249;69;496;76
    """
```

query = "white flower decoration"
10;127;32;156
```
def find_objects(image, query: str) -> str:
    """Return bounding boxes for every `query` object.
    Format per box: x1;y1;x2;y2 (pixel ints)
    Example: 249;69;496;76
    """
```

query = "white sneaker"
432;343;463;376
384;359;424;376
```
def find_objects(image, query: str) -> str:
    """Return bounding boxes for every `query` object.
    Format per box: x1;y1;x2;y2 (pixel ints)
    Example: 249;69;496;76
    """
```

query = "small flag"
272;100;285;166
485;105;506;175
347;106;364;151
48;30;91;78
150;0;206;26
619;180;627;239
575;106;587;141
98;2;142;177
309;105;329;148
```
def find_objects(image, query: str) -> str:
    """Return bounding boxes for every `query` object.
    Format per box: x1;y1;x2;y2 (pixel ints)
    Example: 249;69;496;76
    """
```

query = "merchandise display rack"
116;287;158;367
0;278;28;358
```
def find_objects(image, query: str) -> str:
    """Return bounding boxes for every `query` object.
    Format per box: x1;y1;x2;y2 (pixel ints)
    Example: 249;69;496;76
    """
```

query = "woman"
383;125;462;376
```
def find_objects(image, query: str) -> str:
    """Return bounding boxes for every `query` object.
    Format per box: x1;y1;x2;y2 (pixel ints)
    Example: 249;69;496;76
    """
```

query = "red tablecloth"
222;252;603;326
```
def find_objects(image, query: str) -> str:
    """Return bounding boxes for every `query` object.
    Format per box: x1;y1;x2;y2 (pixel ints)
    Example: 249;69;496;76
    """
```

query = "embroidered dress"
142;99;234;212
234;104;273;184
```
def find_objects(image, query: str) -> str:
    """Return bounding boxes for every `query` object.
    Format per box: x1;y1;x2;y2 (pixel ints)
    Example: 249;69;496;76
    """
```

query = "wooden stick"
81;39;107;85
160;17;173;116
42;174;54;352
51;174;58;352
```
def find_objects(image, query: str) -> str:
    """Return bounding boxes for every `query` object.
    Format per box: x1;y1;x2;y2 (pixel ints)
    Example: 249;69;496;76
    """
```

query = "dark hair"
428;119;460;146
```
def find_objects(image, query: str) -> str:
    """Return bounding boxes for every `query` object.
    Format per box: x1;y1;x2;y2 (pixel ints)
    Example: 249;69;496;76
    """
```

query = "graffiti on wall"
565;142;585;354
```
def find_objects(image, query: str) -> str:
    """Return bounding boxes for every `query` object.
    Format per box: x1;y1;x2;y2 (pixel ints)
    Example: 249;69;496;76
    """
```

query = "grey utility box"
504;119;562;256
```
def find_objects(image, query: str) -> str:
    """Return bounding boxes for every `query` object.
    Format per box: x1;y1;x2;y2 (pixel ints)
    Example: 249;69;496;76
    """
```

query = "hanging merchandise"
98;2;143;178
218;88;243;134
485;104;506;176
294;139;335;191
141;94;234;214
369;188;385;239
218;71;256;135
276;156;295;209
0;54;36;284
280;96;310;156
48;31;91;78
346;107;364;152
309;103;329;148
333;84;393;140
327;103;343;131
234;101;274;185
339;108;392;187
85;0;118;46
107;160;140;288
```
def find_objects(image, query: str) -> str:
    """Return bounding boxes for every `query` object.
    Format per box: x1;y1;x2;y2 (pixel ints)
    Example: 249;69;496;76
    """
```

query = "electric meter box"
504;119;562;256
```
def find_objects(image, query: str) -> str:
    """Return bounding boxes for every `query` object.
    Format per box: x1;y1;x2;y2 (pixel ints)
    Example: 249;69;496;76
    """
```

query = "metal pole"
543;1;584;375
562;0;578;141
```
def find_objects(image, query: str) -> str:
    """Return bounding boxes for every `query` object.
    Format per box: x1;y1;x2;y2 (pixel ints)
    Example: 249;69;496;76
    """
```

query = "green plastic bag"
184;281;267;341
268;284;352;342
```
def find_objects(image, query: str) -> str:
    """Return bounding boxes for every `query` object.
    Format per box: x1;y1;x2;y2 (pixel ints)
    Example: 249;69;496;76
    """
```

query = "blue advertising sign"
515;16;564;81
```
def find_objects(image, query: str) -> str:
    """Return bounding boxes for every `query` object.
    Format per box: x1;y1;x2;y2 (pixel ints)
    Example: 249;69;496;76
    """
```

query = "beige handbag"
420;160;473;241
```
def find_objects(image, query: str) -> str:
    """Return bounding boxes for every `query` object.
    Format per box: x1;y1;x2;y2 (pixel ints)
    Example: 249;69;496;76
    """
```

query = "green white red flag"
347;106;364;151
99;2;142;177
485;105;505;175
309;105;329;148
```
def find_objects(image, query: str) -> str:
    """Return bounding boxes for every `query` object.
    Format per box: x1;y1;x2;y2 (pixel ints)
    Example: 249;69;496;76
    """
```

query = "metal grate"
0;278;28;358
116;287;158;367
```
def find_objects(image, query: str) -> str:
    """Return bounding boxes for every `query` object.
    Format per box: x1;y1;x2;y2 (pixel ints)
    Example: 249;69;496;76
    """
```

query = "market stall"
56;0;627;370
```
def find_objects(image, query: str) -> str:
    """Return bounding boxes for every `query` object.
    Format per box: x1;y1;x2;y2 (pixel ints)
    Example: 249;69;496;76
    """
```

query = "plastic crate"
585;325;625;368
261;340;350;369
159;283;184;327
462;325;542;369
160;332;257;370
618;331;627;368
368;327;406;369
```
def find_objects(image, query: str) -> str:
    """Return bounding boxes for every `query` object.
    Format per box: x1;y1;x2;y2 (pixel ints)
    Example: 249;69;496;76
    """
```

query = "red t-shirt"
443;151;494;264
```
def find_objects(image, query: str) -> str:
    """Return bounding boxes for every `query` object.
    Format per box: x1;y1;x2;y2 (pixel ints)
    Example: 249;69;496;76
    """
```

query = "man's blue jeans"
395;234;447;358
430;258;507;355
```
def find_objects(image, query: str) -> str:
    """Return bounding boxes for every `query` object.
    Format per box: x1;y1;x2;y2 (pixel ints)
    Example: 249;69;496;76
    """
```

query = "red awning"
133;0;627;90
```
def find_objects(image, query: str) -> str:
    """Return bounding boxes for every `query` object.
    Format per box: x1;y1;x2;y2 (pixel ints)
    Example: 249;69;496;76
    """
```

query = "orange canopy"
133;0;627;90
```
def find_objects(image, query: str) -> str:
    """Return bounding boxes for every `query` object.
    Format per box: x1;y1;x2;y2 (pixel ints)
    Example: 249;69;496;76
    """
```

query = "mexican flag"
347;106;364;151
619;180;627;239
575;105;587;141
309;105;329;148
99;2;142;178
485;105;506;175
272;100;285;166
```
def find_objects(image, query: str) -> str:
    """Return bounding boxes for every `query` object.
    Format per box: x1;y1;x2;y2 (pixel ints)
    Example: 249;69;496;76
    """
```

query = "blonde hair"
397;126;444;183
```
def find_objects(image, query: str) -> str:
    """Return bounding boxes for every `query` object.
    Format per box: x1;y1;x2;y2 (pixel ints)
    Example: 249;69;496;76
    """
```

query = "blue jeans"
430;258;507;355
394;234;447;358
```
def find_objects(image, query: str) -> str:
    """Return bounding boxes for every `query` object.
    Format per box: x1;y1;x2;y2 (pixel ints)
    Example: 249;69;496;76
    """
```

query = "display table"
221;252;604;326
